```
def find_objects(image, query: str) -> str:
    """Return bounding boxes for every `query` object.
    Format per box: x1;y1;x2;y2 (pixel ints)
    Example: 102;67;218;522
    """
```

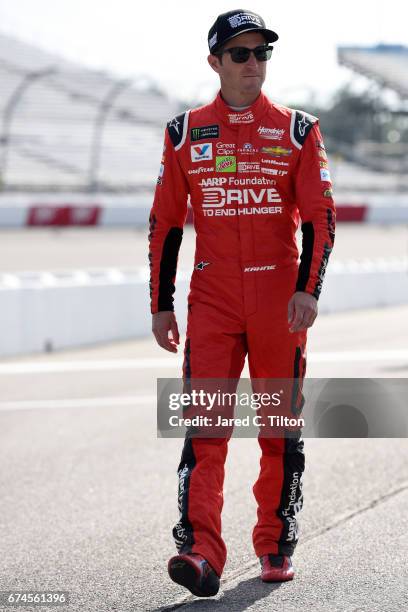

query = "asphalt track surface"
0;227;407;611
0;224;407;272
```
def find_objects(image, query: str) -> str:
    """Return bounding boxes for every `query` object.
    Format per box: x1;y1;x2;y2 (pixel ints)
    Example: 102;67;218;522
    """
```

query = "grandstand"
338;45;408;99
0;33;407;203
0;33;179;192
336;44;408;177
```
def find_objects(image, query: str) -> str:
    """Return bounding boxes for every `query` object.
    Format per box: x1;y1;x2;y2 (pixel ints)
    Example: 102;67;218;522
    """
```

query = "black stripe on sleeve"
295;222;314;293
158;227;183;311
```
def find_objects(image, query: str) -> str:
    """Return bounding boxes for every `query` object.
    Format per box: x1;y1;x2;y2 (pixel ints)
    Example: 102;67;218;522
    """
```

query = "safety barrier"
2;194;408;226
0;258;407;357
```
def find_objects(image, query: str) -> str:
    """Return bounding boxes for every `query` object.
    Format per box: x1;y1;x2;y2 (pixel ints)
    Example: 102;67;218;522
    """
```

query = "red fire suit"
149;91;335;577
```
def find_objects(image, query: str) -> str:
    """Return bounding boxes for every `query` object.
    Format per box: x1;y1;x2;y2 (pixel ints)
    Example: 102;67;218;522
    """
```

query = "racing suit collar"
214;90;269;125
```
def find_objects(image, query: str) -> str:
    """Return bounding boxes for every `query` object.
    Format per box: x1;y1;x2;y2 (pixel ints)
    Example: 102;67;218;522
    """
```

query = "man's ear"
207;54;221;74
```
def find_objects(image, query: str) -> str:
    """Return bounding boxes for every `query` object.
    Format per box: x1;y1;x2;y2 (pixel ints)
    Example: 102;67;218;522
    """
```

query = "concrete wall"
1;259;407;358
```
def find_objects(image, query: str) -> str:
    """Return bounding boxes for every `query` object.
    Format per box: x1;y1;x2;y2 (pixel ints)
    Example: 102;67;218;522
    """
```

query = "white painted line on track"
0;395;156;411
0;359;183;374
0;350;408;374
310;349;408;363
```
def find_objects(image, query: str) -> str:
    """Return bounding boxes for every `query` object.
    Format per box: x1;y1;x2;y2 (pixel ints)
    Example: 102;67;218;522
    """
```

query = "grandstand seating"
0;34;406;194
0;32;178;191
338;45;408;99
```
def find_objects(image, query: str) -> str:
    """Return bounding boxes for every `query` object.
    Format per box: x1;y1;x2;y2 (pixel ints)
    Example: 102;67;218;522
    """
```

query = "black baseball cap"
208;9;279;54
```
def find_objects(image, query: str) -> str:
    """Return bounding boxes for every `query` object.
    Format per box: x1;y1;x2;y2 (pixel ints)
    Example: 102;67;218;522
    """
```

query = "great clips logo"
191;143;213;162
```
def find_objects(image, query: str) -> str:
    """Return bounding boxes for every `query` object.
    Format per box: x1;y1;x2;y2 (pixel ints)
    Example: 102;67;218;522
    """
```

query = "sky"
0;0;406;106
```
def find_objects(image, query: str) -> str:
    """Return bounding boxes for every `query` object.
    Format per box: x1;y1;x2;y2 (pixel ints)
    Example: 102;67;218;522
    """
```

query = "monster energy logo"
190;124;219;142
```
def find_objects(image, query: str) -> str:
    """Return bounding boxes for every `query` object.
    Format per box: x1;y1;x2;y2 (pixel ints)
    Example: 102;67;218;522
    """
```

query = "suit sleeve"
294;122;336;299
148;128;189;314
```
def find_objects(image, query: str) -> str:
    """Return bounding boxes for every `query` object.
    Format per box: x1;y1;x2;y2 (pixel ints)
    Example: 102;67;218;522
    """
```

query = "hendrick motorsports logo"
258;126;285;140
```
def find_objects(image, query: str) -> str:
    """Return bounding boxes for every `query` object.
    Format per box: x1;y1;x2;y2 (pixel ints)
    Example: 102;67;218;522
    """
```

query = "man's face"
208;32;268;96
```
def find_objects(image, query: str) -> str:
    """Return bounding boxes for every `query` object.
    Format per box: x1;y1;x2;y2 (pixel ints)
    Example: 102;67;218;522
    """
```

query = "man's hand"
287;292;318;333
152;311;180;353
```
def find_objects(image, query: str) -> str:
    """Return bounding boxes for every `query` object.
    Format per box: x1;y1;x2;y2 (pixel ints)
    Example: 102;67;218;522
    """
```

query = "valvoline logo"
191;143;213;162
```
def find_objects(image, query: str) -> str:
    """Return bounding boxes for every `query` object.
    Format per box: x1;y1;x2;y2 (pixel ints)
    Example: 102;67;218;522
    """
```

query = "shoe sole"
168;556;218;597
261;572;294;583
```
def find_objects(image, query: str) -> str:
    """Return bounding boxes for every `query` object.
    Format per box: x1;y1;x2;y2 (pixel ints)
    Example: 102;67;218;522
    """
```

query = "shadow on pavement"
154;576;283;611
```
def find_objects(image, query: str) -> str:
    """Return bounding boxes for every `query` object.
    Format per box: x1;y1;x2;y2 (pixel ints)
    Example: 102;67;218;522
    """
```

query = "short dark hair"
212;46;225;65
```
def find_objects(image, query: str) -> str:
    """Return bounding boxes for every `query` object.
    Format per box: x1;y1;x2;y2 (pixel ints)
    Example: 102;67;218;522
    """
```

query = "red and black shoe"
168;553;220;597
259;554;295;582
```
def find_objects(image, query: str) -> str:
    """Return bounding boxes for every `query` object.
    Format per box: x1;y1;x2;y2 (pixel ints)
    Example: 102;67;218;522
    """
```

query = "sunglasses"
216;45;273;63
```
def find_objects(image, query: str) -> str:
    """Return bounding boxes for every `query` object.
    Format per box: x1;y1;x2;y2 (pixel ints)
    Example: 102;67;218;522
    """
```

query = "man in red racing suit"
149;8;335;596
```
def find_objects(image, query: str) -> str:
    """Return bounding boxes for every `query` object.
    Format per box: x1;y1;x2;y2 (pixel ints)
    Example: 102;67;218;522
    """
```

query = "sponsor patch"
199;176;275;187
228;12;263;28
216;142;235;155
257;126;285;140
261;158;289;167
320;168;331;182
261;167;288;176
191;143;213;162
191;125;219;141
167;111;189;149
297;115;311;137
238;143;259;155
202;187;281;209
216;155;236;172
195;261;211;271
318;149;327;160
261;146;292;157
319;161;328;168
188;166;214;175
323;188;333;198
156;162;165;185
316;141;326;151
203;205;283;217
238;161;260;173
168;117;181;135
228;111;254;124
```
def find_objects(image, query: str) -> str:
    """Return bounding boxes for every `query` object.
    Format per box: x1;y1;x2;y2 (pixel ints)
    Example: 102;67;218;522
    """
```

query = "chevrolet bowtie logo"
195;261;210;271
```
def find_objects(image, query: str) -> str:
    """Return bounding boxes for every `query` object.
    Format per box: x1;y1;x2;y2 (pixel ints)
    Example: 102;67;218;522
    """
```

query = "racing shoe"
260;554;295;582
168;553;220;597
